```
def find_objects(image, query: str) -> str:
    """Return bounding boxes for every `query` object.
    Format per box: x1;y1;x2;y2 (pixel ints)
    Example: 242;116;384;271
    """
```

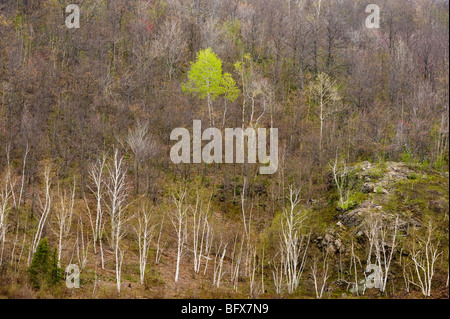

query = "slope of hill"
1;161;447;299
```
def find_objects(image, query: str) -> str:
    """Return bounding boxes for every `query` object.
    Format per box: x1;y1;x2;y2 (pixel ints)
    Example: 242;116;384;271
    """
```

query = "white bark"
0;148;17;264
52;181;75;265
30;165;52;264
271;249;284;295
202;220;213;276
170;187;189;283
231;233;244;291
409;222;443;297
18;143;30;208
311;249;331;299
88;155;106;269
329;153;348;209
0;171;13;264
106;150;131;293
249;246;258;297
213;240;227;289
155;215;165;265
365;214;400;294
192;191;212;274
135;203;155;285
350;239;362;296
75;217;90;270
280;186;310;294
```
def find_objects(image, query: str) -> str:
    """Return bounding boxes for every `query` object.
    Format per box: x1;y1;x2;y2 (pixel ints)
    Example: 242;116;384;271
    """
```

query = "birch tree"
5;146;17;209
280;186;310;294
18;143;29;208
271;250;284;295
74;216;90;270
234;55;273;129
311;249;331;299
52;181;75;265
30;165;52;263
248;246;258;297
1;148;17;263
240;178;254;278
135;201;156;285
87;154;106;269
350;239;363;296
231;233;244;291
105;150;131;293
213;240;227;289
155;215;165;265
192;190;212;274
0;172;13;264
170;187;189;283
126;121;156;195
409;222;443;297
329;153;348;210
307;72;341;152
364;214;400;294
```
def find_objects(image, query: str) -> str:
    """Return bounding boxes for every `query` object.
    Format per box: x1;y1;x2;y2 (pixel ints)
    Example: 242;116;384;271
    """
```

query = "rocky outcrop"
336;161;444;230
337;202;383;228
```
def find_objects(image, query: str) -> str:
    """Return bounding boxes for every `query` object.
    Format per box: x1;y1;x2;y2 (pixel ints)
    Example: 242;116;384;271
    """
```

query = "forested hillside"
0;0;448;299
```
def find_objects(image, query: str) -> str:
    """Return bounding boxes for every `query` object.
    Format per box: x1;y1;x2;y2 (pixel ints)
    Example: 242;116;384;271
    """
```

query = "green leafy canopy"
182;48;239;102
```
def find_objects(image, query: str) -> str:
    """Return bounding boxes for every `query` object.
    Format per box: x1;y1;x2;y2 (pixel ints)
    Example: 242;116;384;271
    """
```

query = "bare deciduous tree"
30;165;52;264
0;171;13;264
170;187;189;283
155;215;166;265
364;214;400;294
329;153;348;210
192;190;212;274
87;154;107;269
212;239;227;289
154;19;187;80
135;201;156;285
311;248;331;299
74;216;90;271
52;181;75;264
127;122;156;195
307;73;341;153
409;222;443;297
280;186;310;294
106;150;131;293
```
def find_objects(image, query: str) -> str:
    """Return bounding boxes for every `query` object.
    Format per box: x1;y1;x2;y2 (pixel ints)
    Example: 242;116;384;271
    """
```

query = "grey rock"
362;183;374;193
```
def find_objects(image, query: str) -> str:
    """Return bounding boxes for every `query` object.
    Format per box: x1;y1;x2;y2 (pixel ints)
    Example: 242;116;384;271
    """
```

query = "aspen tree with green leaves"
182;48;239;126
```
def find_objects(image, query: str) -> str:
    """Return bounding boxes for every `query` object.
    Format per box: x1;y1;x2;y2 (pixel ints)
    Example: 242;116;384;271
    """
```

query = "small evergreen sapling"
28;237;62;289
